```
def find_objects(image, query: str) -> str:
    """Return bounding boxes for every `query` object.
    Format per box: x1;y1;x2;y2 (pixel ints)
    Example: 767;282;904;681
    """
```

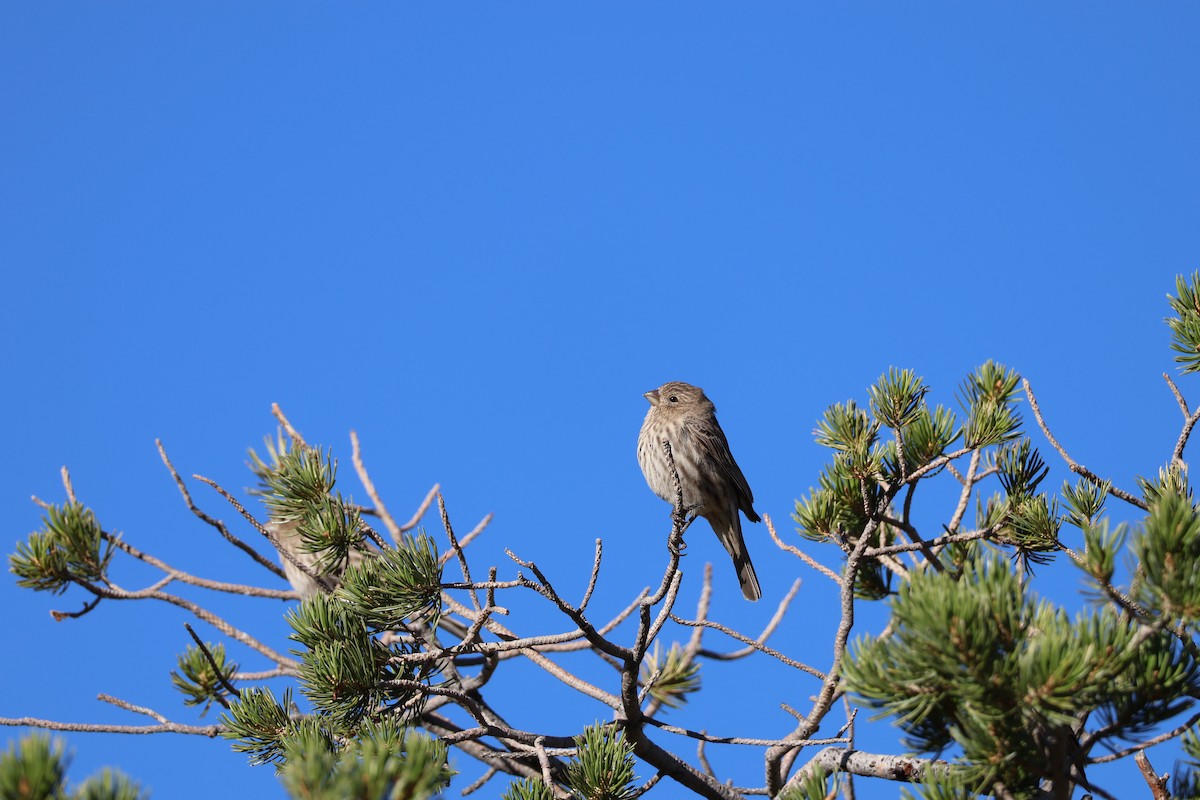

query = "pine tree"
10;274;1200;798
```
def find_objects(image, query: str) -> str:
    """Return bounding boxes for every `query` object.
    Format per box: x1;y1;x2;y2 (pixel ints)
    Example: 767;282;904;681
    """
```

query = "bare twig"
947;449;981;535
67;574;298;669
766;514;842;584
535;737;555;788
866;528;991;558
232;668;291;681
436;592;640;658
193;475;333;593
103;532;294;599
697;738;716;778
630;772;664;797
1088;710;1200;763
644;439;689;609
157;440;285;579
441;494;482;612
1166;372;1191;417
437;568;497;658
1164;373;1200;464
0;715;220;737
905;446;975;484
643;572;684;658
1023;379;1148;511
60;466;77;504
677;575;810;665
579;538;603;612
49;596;102;621
354;519;388;551
675;612;822;677
349;429;402;540
781;703;805;723
504;550;632;663
460;766;499;796
1062;547;1155;631
441;595;623;707
420;711;568;795
436;511;491;569
403;483;442;535
97;694;169;724
684;564;714;657
271;402;305;445
641;717;847;748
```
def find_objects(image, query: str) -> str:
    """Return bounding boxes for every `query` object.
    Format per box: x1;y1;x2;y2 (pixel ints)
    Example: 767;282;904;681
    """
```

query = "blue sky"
2;4;1199;798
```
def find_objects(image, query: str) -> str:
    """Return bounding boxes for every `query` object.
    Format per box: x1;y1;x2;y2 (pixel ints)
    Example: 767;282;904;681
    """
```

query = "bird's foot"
668;533;687;558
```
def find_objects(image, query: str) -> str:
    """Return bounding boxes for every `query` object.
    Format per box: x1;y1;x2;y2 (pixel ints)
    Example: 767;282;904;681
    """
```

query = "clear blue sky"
2;4;1199;798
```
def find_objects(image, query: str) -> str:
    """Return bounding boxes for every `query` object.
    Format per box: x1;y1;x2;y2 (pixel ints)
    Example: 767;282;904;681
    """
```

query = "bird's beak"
643;389;660;406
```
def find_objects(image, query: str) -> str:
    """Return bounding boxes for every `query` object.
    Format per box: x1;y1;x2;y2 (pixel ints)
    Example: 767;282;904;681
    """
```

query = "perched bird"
637;381;762;601
267;518;367;599
268;518;471;644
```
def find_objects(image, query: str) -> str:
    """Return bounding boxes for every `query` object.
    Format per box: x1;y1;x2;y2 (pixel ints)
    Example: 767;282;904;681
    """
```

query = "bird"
637;381;762;601
267;518;367;599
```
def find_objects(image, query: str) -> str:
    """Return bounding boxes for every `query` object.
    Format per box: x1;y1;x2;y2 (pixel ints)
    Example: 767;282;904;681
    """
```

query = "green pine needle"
170;642;238;717
844;550;1199;792
287;593;422;727
1061;477;1109;528
220;686;295;765
958;362;1022;449
501;778;557;800
10;503;115;593
895;403;960;473
1133;491;1200;623
814;400;879;457
640;643;700;709
868;367;928;430
1167;270;1200;374
335;533;443;631
73;768;150;800
776;766;833;800
564;723;637;800
0;735;147;800
1136;462;1193;506
0;734;68;800
278;718;452;800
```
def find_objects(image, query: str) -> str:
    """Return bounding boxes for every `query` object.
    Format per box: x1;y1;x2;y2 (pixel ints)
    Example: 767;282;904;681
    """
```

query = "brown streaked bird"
637;381;762;601
267;518;368;600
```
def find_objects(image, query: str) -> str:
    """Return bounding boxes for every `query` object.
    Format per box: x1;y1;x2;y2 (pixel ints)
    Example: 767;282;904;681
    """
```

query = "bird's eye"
668;395;679;403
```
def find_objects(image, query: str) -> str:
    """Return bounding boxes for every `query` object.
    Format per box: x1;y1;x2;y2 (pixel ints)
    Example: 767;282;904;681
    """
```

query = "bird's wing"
685;415;758;515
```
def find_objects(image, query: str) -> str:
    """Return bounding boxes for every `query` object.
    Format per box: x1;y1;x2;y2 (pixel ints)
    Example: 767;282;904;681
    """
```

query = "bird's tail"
712;514;761;602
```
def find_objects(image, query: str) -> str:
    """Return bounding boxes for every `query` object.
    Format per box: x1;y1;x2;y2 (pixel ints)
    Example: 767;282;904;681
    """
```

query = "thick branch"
629;730;743;800
1135;751;1170;800
765;520;877;793
781;747;953;794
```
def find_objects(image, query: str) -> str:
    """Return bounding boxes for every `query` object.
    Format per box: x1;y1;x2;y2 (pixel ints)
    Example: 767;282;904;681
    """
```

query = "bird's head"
644;381;710;412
